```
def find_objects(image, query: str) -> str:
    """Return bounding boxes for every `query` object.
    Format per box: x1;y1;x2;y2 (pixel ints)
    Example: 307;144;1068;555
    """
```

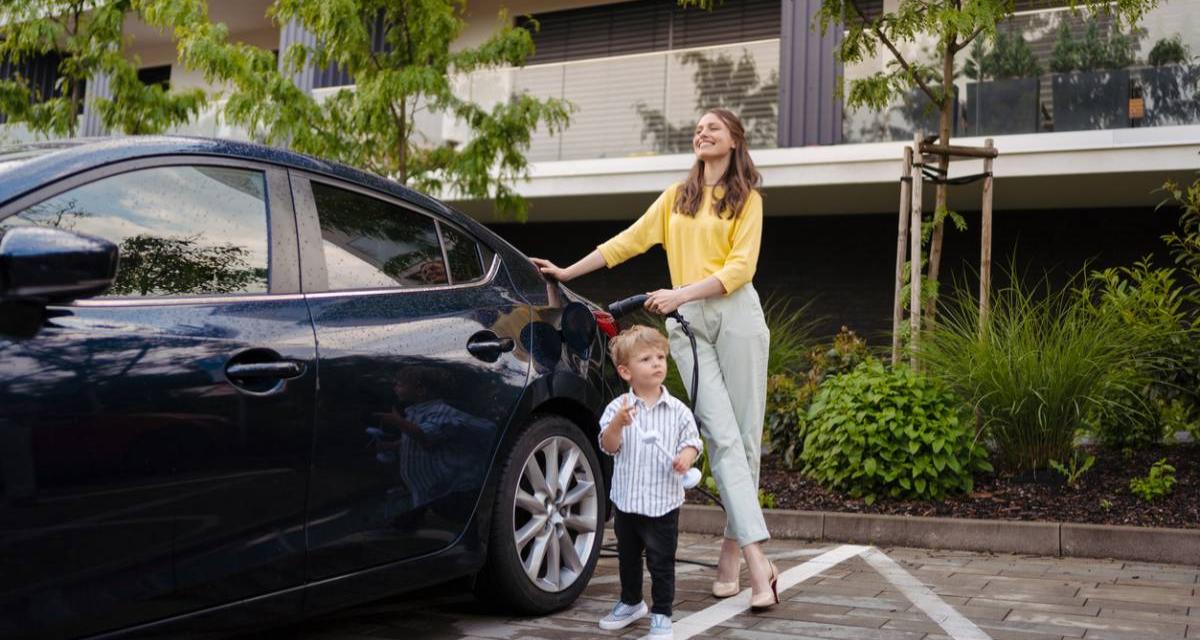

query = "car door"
291;173;530;579
0;160;314;639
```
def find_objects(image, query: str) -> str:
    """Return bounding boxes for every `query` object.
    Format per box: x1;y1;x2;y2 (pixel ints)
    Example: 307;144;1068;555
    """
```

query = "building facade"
4;0;1199;336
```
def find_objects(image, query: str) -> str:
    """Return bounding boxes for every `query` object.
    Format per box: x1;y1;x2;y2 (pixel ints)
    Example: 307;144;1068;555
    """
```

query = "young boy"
597;325;703;638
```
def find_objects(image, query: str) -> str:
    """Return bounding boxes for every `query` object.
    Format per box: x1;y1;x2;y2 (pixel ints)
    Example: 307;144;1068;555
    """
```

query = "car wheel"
477;415;605;614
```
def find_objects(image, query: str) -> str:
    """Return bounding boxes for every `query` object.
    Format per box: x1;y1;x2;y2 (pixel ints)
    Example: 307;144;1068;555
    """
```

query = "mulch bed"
687;443;1200;529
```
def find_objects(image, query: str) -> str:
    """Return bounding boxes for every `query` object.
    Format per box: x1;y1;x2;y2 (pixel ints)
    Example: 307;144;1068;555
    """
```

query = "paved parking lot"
269;531;1200;640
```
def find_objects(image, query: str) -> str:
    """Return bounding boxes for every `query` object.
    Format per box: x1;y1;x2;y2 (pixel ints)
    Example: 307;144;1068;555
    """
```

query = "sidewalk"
268;531;1200;640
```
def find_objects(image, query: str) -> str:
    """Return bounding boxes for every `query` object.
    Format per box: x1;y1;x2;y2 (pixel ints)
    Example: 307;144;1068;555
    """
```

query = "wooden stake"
979;138;995;332
910;133;923;369
892;146;913;367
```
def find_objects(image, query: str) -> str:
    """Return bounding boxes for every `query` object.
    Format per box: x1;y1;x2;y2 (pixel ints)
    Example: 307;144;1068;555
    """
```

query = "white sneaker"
648;613;673;637
598;600;648;630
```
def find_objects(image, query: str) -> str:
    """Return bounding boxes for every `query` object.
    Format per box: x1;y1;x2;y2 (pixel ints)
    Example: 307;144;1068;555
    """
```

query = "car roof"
0;135;465;227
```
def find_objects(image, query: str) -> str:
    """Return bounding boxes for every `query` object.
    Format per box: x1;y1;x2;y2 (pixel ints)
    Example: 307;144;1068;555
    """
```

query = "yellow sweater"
596;183;763;294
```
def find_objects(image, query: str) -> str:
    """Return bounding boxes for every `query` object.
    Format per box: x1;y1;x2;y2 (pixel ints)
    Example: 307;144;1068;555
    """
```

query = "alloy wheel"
512;435;599;592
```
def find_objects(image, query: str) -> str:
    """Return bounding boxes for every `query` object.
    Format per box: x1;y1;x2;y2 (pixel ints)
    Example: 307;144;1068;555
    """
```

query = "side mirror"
0;226;119;304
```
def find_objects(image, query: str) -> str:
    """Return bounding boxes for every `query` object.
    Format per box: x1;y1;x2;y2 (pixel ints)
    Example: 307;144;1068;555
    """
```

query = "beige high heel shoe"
749;562;780;610
711;558;742;598
711;578;740;598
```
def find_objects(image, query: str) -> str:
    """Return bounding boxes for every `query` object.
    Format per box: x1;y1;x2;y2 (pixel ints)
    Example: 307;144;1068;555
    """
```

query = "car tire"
476;414;606;614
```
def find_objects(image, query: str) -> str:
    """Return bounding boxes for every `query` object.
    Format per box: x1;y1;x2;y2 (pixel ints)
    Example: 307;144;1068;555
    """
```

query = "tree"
140;0;571;220
0;0;206;138
826;0;1159;326
683;0;1158;324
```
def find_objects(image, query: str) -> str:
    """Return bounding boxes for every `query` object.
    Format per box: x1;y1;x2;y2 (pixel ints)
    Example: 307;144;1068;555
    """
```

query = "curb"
679;504;1200;565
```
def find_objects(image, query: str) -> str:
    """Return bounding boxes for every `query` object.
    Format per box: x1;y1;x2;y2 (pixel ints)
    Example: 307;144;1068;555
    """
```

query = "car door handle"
226;361;305;379
466;331;515;363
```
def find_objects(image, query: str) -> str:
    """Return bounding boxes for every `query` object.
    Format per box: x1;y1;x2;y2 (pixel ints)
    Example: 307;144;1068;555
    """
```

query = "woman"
530;108;777;609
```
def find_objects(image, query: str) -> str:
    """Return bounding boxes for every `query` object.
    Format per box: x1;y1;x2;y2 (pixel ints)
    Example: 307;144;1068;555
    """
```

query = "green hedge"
801;361;992;504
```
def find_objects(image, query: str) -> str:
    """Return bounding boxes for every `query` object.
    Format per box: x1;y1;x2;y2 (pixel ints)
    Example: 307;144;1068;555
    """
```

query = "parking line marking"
646;544;869;640
631;544;994;640
860;547;992;640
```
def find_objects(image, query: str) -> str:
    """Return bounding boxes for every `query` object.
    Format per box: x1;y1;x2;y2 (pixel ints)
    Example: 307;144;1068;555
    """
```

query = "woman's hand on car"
530;257;571;282
645;288;688;315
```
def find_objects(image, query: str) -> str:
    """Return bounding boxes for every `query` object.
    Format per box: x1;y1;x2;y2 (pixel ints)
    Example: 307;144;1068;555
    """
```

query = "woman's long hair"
674;108;762;219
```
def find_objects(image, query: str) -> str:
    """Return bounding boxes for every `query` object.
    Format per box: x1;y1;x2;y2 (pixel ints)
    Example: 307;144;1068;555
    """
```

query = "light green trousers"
667;283;770;547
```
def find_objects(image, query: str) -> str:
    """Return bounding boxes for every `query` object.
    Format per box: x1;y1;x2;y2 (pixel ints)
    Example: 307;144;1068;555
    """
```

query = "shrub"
1129;458;1176;501
766;327;871;469
1160;175;1200;420
968;31;1043;80
801;360;991;504
1050;22;1135;73
1082;260;1192;448
1148;35;1192;67
765;374;811;468
920;270;1157;472
1160;398;1200;442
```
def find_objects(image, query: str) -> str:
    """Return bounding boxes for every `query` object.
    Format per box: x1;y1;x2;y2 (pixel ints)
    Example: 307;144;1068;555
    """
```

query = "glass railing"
473;38;782;162
161;37;780;163
842;0;1200;142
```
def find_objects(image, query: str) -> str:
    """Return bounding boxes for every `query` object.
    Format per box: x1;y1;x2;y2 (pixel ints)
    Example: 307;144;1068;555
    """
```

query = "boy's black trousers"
614;507;679;616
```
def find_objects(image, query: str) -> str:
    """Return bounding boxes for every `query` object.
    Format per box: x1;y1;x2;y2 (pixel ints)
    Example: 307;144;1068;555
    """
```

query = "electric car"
0;136;620;639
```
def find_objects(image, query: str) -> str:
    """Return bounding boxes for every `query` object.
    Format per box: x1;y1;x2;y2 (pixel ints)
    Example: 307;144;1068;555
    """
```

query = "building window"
0;52;85;123
312;9;389;89
136;65;172;90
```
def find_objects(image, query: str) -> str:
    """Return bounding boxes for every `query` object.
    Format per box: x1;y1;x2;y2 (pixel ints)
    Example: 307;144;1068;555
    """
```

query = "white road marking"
626;543;994;640
641;544;869;640
860;547;992;640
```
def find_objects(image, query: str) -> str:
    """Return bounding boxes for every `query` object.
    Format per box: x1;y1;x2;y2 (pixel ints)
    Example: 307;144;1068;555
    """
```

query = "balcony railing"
842;1;1200;142
159;38;780;163
458;38;781;162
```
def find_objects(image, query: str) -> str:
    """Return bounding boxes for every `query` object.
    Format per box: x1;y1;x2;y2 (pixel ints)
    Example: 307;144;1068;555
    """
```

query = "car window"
0;165;269;297
441;223;486;284
311;181;449;290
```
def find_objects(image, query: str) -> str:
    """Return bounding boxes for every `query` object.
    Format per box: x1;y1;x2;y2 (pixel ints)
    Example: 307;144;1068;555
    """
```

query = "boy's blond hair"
608;324;669;366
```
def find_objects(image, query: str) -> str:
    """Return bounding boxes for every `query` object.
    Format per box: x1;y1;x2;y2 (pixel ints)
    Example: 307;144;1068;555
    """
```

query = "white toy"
641;431;702;490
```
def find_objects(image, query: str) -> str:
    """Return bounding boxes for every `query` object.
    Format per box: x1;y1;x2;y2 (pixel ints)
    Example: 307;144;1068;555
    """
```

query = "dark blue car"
0;137;620;639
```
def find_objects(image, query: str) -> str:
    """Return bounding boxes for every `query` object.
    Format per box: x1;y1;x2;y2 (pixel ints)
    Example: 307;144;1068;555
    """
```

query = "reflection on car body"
0;137;619;640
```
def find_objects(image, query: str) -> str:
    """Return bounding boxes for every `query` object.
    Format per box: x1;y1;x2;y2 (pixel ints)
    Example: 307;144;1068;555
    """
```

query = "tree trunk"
924;41;956;327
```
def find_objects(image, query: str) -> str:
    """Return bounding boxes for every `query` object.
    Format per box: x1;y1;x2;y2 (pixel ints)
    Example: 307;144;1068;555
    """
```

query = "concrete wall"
486;205;1182;339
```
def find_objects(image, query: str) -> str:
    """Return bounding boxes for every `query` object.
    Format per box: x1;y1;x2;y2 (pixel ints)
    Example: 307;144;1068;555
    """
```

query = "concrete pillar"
279;18;317;95
80;71;112;137
778;0;843;147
